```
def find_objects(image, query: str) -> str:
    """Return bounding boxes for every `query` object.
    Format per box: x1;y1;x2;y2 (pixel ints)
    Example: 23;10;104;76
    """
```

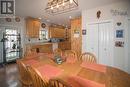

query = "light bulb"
62;2;65;6
57;4;59;8
70;0;73;3
51;6;53;9
62;0;65;6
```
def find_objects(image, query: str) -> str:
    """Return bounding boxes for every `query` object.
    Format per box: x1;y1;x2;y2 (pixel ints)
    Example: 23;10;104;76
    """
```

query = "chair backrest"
54;48;62;56
64;50;77;61
49;78;72;87
28;66;48;87
79;52;97;63
16;59;32;83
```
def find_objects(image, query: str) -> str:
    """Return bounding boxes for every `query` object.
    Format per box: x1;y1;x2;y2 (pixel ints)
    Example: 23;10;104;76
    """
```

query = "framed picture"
116;30;123;38
82;30;86;35
115;41;124;47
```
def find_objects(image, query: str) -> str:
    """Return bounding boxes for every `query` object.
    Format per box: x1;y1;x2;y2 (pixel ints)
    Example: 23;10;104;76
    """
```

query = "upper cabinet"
26;17;41;38
49;26;65;38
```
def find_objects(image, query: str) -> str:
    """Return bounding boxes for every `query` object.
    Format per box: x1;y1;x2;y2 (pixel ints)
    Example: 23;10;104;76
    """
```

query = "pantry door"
86;24;99;62
99;22;114;66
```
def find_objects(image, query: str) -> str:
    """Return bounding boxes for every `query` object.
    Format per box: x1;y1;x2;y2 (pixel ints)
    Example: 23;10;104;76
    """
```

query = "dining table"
21;53;130;87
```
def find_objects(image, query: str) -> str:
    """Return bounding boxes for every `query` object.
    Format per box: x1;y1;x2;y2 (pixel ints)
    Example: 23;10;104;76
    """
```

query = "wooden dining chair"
79;52;97;63
28;66;48;87
64;50;77;62
49;78;72;87
16;59;32;87
24;51;38;57
54;48;62;56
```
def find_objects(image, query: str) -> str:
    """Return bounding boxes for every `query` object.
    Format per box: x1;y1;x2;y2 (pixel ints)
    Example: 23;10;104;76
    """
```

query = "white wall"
82;1;130;73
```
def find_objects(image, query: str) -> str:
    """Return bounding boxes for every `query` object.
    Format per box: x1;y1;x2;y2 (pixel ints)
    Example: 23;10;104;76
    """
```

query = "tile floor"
0;63;21;87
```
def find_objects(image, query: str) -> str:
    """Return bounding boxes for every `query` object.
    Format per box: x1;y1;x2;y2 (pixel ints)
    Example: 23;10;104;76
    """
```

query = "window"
5;29;20;61
39;29;48;40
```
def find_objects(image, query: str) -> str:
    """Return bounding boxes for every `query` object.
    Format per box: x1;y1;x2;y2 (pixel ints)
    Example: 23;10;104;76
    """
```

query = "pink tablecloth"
67;76;105;87
37;64;63;80
80;62;107;73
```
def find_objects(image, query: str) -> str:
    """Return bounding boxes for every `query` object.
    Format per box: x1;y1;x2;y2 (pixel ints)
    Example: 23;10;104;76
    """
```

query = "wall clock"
41;23;46;28
15;17;20;22
6;18;11;22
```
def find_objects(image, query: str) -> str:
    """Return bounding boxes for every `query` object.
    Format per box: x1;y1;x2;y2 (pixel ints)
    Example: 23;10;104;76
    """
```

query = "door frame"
87;19;114;66
87;19;113;25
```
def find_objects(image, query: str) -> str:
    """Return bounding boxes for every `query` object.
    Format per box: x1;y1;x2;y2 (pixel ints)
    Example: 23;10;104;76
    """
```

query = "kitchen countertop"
26;41;68;46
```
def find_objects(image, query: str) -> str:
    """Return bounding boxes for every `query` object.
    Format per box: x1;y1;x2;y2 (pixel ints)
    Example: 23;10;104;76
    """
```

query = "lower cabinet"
27;44;53;53
58;41;71;50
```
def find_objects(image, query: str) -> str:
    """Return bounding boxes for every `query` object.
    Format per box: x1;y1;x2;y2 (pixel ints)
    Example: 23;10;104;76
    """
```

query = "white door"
87;24;99;61
128;19;130;73
99;22;114;66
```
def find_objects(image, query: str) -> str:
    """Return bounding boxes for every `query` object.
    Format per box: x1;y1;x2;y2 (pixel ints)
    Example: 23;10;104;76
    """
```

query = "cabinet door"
50;28;65;38
33;20;40;38
26;20;33;37
99;22;113;66
26;18;40;38
87;24;99;61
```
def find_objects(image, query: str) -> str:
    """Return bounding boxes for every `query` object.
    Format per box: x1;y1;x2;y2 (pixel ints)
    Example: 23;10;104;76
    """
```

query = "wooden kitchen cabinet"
32;44;53;53
58;28;71;50
26;43;53;54
26;18;41;38
58;41;71;50
71;17;82;57
49;26;65;38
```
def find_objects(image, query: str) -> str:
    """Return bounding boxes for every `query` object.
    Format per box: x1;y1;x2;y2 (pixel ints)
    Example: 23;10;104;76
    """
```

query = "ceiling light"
45;0;78;15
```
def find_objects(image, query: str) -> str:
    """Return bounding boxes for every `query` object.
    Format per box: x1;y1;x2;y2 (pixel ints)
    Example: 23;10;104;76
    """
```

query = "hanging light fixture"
45;0;78;15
